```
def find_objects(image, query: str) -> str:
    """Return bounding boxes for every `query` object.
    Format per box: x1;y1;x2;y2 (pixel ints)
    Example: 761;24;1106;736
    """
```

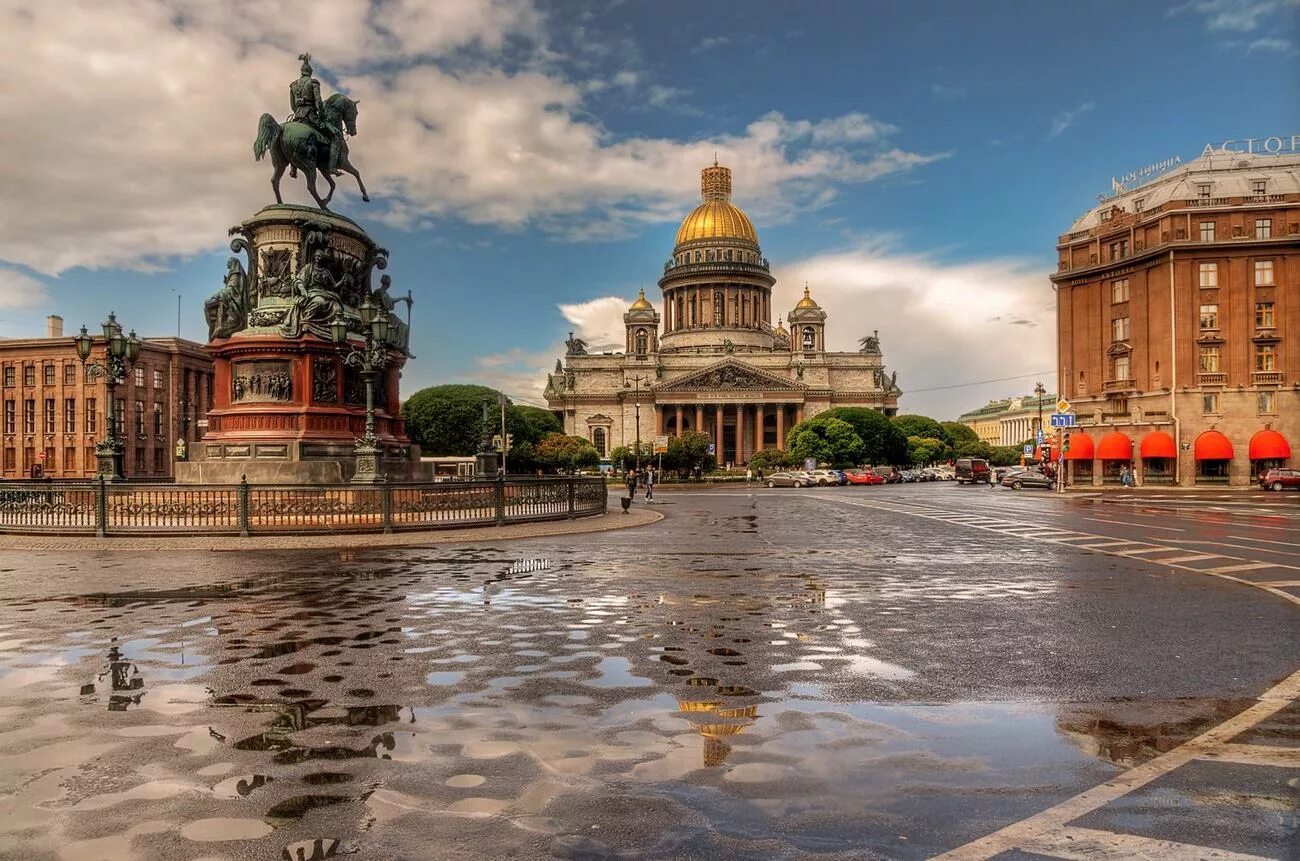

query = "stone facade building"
958;391;1058;447
545;163;901;464
0;315;214;479
1053;149;1298;486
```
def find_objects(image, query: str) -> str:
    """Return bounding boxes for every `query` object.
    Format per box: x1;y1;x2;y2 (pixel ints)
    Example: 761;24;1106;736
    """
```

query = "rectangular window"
1256;302;1275;328
42;364;54;386
134;401;145;435
1109;239;1129;259
1110;278;1130;303
1252;179;1267;196
85;446;95;471
3;448;13;471
114;399;124;437
2;367;12;387
63;364;75;386
1258;391;1276;414
1199;304;1219;330
1199;346;1221;372
1198;262;1217;287
135;447;145;473
1202;392;1219;414
1099;209;1112;222
23;399;34;434
3;401;12;435
133;367;144;387
43;447;55;471
64;399;76;433
153;447;164;474
64;446;76;472
1199;221;1215;241
1111;316;1130;341
43;399;54;434
23;365;34;387
153;402;163;435
86;398;97;433
1134;197;1145;212
1113;355;1130;380
153;369;163;389
1255;344;1276;372
1197;183;1212;200
1254;259;1274;285
1255;218;1272;239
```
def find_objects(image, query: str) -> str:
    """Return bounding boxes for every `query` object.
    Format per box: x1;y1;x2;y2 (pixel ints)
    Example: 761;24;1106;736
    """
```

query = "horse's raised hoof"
362;194;371;202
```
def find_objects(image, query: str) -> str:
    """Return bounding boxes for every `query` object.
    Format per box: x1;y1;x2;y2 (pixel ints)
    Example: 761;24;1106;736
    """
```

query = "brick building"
1053;148;1298;486
0;316;214;479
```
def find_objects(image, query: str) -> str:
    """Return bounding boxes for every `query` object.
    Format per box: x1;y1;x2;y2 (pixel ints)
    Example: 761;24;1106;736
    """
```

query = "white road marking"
1202;743;1300;768
1204;562;1277;575
1016;826;1277;861
1084;516;1186;532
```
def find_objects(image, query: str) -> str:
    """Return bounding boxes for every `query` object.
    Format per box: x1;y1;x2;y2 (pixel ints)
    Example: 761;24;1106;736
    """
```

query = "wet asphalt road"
0;484;1294;860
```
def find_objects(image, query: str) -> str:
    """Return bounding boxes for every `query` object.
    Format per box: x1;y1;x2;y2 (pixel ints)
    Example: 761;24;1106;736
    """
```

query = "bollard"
238;475;250;537
494;475;507;526
95;474;107;539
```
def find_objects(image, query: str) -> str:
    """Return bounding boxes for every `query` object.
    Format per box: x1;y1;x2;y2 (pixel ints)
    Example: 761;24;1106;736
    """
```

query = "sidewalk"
0;502;663;552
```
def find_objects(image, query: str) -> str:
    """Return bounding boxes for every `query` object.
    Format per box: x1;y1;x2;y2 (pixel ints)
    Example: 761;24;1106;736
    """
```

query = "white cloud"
556;297;629;350
930;83;967;101
691;36;730;54
1170;0;1296;31
1048;101;1095;139
1247;36;1295;51
0;0;943;275
0;266;49;311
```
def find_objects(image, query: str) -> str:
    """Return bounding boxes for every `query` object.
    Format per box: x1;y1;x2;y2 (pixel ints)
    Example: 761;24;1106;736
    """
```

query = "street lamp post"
624;375;647;470
331;298;391;484
1033;381;1046;464
73;313;141;481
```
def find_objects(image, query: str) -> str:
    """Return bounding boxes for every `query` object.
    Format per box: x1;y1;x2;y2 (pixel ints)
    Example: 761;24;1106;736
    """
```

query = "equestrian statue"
253;53;370;211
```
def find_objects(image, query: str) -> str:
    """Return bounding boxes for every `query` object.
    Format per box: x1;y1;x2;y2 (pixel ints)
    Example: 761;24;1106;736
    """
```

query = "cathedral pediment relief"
586;414;614;424
656;360;803;393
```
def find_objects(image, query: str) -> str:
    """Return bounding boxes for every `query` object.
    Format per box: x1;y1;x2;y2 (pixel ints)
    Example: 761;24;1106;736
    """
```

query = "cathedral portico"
545;162;901;466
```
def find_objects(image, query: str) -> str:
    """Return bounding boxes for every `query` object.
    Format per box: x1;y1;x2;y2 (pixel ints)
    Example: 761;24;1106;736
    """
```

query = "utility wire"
903;370;1055;394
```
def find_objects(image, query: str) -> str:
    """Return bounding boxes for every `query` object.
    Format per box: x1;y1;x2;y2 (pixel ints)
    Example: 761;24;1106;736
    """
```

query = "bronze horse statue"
254;93;369;211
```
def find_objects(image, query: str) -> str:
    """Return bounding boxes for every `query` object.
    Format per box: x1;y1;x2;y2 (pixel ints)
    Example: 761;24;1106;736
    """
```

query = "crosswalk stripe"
1200;743;1300;768
1204;562;1276;575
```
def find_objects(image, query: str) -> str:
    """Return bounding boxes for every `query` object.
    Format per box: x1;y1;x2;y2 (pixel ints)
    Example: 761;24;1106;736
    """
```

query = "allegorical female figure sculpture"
204;257;248;341
279;249;349;340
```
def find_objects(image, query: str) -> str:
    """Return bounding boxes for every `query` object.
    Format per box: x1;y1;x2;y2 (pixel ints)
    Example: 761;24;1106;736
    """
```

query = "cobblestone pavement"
0;485;1293;859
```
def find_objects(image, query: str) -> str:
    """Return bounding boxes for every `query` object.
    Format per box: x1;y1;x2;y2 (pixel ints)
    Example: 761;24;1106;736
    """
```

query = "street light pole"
331;298;392;483
1034;381;1046;464
624;375;647;470
498;392;509;476
74;313;141;481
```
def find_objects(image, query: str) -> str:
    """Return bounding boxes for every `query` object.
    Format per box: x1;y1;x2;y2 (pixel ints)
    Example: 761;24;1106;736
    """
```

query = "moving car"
764;471;807;488
845;470;885;485
954;458;991;484
1259;468;1300;491
1002;469;1053;490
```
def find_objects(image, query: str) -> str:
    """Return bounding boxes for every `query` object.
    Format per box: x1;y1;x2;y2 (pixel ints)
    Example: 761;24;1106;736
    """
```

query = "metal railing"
0;476;607;537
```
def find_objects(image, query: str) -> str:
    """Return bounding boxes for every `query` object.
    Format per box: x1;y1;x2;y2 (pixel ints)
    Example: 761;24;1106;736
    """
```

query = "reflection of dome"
674;163;759;246
629;289;654;310
794;285;820;310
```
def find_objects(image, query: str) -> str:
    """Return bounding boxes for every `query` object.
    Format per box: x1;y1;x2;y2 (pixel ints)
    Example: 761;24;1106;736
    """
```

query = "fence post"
95;475;107;539
567;477;576;519
381;479;393;534
238;475;250;538
494;475;506;526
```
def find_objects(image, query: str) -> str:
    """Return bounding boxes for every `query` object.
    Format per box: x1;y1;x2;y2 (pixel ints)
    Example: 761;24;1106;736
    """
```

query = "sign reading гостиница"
1101;134;1299;201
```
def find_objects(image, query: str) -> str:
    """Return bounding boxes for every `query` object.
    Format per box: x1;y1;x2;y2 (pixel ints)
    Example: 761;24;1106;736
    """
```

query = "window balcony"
1102;378;1136;393
1253;371;1283;385
1197;372;1227;386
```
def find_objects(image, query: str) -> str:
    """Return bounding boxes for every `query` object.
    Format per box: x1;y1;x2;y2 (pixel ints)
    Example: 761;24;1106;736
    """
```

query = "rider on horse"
288;53;342;175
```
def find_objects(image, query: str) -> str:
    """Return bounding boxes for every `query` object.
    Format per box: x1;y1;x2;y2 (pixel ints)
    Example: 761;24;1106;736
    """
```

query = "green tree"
787;417;865;467
989;445;1023;466
941;422;979;448
664;430;715;476
819;407;908;465
748;447;790;472
609;446;633;471
907;435;949;466
892;414;952;445
401;384;500;455
535;433;600;473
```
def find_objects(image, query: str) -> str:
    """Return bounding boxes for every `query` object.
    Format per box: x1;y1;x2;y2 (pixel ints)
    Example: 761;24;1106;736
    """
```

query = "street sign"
707;443;716;455
196;419;209;427
1049;412;1077;428
1023;444;1033;456
804;458;817;472
653;434;669;454
1035;429;1045;445
37;451;46;460
1056;398;1071;413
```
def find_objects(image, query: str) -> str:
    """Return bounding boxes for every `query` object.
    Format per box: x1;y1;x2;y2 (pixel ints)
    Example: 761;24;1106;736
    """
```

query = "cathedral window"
695;251;702;262
803;327;816;350
634;329;648;356
725;249;732;261
592;427;607;457
713;292;725;326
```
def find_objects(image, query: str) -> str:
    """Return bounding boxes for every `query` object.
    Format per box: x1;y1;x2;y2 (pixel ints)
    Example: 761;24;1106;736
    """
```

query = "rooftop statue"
253;53;370;211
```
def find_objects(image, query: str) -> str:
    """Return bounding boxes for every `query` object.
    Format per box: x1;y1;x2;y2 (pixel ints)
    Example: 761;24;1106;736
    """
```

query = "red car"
1259;468;1300;491
845;469;885;485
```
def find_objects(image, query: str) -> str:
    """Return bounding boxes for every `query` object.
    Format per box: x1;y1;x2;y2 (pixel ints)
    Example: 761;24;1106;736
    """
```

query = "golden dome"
674;163;759;246
794;285;820;309
629;289;654;310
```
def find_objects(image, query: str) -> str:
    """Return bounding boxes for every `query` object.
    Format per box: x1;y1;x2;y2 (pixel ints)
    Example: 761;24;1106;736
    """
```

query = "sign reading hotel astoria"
1200;133;1300;156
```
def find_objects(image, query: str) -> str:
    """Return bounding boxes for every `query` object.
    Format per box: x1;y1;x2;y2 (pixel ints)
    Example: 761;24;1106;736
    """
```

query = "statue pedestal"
179;204;415;485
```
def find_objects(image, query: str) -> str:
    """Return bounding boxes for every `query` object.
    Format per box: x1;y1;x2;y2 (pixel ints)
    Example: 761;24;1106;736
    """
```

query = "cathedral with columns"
544;162;901;465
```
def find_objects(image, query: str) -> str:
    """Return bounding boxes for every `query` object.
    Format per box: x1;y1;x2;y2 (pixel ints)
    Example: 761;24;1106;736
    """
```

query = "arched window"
689;294;697;325
724;249;732;261
713;291;725;326
634;328;648;356
592;427;607;457
803;326;816;350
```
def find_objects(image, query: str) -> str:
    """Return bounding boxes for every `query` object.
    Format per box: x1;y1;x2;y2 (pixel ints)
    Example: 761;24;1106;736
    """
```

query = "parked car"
872;466;902;483
1259;468;1300;491
807;469;844;486
845;469;885;485
1002;469;1053;490
764;471;807;488
919;467;945;481
935;467;955;480
954;458;991;484
993;466;1020;483
899;470;918;483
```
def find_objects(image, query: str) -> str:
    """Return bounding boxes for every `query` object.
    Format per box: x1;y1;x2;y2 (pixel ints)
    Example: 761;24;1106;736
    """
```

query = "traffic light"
1063;432;1071;454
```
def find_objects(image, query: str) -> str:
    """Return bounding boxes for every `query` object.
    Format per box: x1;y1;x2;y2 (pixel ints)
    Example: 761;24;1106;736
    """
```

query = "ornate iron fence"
0;477;607;537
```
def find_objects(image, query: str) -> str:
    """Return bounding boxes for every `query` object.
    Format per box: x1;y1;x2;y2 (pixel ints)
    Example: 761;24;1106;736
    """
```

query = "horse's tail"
253;113;280;161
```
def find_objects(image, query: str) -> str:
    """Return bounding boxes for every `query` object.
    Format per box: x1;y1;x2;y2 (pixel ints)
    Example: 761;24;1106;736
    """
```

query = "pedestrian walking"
1120;465;1134;487
756;467;764;481
626;468;638;500
745;467;752;484
645;466;655;502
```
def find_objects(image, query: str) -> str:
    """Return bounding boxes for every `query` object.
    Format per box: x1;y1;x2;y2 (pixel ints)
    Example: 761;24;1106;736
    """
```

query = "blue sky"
1;0;1296;418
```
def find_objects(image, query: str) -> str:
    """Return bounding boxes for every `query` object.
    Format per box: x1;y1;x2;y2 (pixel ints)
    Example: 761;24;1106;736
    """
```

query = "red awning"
1248;429;1291;460
1096;432;1133;460
1194;430;1234;461
1063;431;1094;461
1140;430;1177;459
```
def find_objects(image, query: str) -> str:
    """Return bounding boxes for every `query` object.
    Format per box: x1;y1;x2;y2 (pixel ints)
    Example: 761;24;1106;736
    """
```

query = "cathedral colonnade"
655;402;804;466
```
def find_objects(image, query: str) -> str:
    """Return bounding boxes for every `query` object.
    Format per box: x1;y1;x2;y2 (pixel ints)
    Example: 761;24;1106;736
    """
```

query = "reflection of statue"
280;249;348;339
565;331;588;356
204;257;248;341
